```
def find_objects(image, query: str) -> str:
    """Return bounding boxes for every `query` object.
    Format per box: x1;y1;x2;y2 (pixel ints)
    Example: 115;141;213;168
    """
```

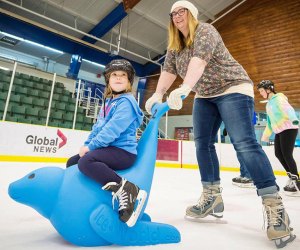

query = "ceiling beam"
82;2;127;43
123;0;141;12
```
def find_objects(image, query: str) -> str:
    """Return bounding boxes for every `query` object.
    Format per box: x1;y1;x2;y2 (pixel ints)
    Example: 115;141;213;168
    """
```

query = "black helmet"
257;80;275;92
103;59;135;85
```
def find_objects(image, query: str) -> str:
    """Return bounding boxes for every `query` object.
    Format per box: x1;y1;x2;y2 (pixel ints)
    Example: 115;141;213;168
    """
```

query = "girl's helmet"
103;59;135;85
257;80;275;92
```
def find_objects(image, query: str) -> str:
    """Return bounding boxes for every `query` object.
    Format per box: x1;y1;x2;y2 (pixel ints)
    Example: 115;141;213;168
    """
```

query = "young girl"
257;80;300;196
66;59;146;227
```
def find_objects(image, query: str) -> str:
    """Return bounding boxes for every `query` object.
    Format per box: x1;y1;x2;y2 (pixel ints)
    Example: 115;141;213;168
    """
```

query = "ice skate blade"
126;190;147;227
239;184;255;189
232;182;255;189
184;215;228;224
284;191;300;197
274;233;296;248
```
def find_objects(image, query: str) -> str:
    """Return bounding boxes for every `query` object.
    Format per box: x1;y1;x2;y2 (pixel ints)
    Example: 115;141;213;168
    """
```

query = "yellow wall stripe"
155;162;181;168
0;155;68;163
0;156;295;176
158;162;291;176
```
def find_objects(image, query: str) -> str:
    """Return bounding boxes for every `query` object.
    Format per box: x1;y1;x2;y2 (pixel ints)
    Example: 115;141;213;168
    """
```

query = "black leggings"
274;129;299;177
66;146;137;185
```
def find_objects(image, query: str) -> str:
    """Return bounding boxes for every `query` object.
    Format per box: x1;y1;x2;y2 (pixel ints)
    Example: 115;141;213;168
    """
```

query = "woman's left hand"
167;84;192;110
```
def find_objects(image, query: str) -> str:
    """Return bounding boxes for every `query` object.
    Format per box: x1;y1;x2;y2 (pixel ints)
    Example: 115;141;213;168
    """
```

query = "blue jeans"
193;93;278;195
237;154;252;179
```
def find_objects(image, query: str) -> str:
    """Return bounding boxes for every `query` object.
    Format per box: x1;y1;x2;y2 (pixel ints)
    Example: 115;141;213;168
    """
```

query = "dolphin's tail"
90;204;181;246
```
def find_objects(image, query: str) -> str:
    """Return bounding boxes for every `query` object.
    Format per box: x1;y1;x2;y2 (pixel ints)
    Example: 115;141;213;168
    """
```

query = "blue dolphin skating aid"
8;102;181;246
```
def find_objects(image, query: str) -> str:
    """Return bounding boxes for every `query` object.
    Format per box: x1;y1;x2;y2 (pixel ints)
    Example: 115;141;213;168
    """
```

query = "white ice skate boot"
102;178;147;227
284;174;300;197
262;194;296;248
283;172;293;192
186;184;224;221
232;176;243;186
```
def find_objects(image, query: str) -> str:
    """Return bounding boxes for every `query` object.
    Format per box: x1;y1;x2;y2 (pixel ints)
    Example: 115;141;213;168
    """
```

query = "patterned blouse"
163;23;253;97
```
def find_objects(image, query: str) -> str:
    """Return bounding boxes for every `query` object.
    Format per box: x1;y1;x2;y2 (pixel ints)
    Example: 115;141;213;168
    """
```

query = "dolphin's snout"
8;181;23;201
8;182;17;199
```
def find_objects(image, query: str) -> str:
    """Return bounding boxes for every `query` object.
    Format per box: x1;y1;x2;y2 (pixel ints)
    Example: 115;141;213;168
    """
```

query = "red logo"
57;129;67;149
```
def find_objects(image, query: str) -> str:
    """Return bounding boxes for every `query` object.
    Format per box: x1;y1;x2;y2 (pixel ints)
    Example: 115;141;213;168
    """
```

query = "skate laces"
195;192;213;210
285;179;300;192
292;180;300;191
195;187;221;210
111;180;129;211
241;177;252;182
262;201;290;232
285;178;294;189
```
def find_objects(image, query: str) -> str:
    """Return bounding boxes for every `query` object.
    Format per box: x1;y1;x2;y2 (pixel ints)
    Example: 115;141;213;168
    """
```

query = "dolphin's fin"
89;204;180;246
141;213;151;222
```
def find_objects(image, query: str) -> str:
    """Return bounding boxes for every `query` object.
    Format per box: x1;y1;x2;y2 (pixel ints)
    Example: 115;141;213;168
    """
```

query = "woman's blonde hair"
167;11;199;52
103;75;133;99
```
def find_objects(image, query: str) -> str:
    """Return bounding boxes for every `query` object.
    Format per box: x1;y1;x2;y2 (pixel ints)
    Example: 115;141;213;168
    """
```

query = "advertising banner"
0;121;89;162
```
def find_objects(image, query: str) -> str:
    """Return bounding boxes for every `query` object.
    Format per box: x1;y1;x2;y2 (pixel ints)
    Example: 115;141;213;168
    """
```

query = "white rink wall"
1;121;299;175
181;141;300;174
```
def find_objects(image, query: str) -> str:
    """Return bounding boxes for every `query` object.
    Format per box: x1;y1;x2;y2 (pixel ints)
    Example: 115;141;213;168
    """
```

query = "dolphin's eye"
28;173;35;179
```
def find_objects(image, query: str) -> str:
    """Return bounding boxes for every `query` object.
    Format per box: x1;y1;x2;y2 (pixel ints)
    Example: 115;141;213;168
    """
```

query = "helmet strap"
103;97;106;118
112;90;126;95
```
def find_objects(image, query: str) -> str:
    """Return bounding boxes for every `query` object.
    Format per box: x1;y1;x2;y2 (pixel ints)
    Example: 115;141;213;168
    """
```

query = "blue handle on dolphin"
8;102;181;247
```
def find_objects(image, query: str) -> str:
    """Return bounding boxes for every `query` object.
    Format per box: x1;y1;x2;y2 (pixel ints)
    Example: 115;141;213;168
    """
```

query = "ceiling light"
0;66;10;71
25;40;64;54
0;31;64;54
0;32;24;41
82;59;105;68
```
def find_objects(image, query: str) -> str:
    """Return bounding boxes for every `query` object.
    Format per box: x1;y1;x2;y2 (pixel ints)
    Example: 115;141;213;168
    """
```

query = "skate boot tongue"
102;182;121;193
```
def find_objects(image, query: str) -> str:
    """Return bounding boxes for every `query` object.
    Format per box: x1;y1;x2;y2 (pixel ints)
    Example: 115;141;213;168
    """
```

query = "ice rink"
0;162;299;250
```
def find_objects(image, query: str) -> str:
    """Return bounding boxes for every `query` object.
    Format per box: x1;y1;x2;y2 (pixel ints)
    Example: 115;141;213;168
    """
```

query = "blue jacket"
84;94;143;154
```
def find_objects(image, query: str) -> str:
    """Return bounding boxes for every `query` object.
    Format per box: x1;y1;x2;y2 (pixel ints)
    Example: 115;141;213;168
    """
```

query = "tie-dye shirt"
262;93;299;141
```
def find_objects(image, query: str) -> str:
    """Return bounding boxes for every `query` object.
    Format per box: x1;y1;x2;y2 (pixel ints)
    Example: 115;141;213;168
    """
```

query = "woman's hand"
167;84;192;110
261;136;269;143
145;93;163;114
79;146;90;157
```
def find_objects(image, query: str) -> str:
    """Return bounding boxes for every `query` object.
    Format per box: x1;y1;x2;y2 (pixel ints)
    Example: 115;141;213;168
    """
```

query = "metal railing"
77;82;103;121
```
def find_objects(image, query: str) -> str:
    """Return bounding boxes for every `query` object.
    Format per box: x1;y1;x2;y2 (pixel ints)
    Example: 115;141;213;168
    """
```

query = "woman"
258;80;299;196
145;1;295;247
67;59;146;227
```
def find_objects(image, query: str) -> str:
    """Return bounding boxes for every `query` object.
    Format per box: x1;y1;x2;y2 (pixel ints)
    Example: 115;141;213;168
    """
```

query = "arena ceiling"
0;0;244;76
